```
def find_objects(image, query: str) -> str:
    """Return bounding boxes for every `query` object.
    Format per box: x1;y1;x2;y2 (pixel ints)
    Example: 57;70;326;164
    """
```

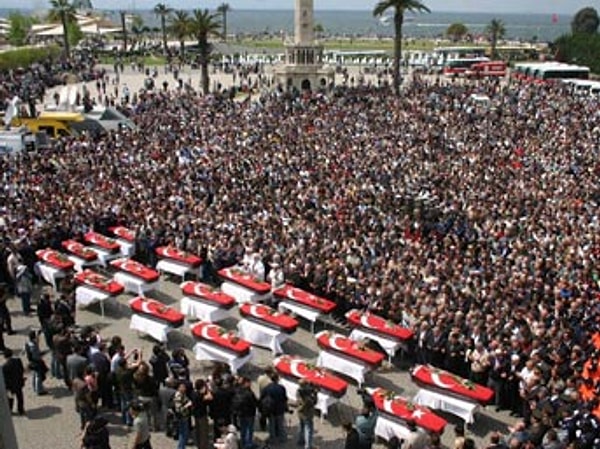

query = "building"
274;0;334;91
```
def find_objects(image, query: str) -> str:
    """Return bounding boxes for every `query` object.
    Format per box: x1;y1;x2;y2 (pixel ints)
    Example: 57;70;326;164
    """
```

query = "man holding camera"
297;379;318;449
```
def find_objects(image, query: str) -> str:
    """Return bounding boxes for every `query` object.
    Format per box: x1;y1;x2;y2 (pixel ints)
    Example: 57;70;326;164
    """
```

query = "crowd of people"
1;59;600;449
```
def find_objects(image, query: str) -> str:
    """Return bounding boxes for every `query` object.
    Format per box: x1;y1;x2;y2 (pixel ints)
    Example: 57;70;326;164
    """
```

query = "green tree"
190;8;222;94
314;22;324;38
154;2;173;54
169;10;191;58
8;12;35;47
486;18;506;59
66;20;83;47
571;7;600;34
216;3;231;42
554;33;600;74
373;0;431;96
446;22;468;42
130;15;145;50
49;0;76;58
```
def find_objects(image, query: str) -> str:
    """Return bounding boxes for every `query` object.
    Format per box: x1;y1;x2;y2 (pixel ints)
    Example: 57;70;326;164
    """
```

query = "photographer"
355;403;378;449
25;329;48;395
296;379;317;449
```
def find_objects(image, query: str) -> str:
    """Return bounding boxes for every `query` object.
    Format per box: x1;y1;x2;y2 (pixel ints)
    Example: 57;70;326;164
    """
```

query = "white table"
75;286;112;317
279;377;340;420
157;259;201;281
375;415;427;444
237;319;290;355
130;313;175;343
192;341;253;375
180;296;229;323
115;238;135;257
67;254;101;273
349;328;406;361
413;387;480;424
221;281;271;304
113;272;159;296
35;261;69;292
277;300;321;333
91;247;121;268
316;350;372;386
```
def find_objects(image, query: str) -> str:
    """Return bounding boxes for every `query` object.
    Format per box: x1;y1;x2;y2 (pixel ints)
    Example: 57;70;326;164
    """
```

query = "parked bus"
465;61;507;78
443;57;490;76
513;62;590;82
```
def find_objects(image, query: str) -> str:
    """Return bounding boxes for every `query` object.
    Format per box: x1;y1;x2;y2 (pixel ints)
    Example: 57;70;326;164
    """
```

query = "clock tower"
274;0;334;91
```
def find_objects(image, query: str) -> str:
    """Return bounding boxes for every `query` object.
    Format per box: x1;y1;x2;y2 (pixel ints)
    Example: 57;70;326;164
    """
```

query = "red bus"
465;61;507;78
443;57;490;76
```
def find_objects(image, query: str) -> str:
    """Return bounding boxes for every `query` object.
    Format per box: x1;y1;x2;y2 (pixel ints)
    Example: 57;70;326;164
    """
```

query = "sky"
4;0;596;14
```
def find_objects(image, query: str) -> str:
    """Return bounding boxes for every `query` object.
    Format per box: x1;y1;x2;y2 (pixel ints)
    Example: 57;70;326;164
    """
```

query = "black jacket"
2;356;25;391
345;428;361;449
261;382;287;416
232;385;258;418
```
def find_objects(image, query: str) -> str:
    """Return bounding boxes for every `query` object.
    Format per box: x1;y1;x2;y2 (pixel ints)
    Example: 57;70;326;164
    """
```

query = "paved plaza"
4;273;515;449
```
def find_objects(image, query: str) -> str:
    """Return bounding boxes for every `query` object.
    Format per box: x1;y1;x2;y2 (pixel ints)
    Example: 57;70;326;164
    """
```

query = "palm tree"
486;19;506;59
189;9;222;95
120;10;128;52
49;0;76;59
169;10;191;59
373;0;430;95
154;2;173;54
216;3;231;42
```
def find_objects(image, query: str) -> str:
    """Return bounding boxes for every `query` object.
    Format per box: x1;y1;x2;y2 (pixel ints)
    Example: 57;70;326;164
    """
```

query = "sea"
0;9;572;42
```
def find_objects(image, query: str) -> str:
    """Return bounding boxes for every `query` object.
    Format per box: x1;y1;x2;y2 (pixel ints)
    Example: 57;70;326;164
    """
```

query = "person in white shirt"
267;256;285;290
215;423;239;449
250;253;265;281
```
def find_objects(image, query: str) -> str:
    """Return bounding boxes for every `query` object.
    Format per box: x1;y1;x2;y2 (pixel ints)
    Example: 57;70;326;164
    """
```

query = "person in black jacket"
260;373;288;444
149;344;170;386
81;415;111;449
232;376;258;449
343;422;360;449
2;348;25;414
210;377;235;441
36;289;54;349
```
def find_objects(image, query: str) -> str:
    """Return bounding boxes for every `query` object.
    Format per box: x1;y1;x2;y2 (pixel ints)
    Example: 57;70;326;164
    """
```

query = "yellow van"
11;111;84;138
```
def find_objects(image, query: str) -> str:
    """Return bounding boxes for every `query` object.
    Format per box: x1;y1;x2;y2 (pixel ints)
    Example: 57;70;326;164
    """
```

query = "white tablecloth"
91;247;121;267
192;341;253;375
75;286;111;316
349;328;405;359
375;415;427;444
277;300;321;333
35;261;68;292
130;313;174;343
113;272;159;296
316;350;371;386
413;387;480;424
279;377;340;418
180;296;229;323
221;281;271;304
237;319;289;355
116;238;135;257
157;259;200;280
67;255;101;273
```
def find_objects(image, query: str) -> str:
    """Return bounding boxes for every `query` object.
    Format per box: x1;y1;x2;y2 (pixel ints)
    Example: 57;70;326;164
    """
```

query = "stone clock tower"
274;0;334;91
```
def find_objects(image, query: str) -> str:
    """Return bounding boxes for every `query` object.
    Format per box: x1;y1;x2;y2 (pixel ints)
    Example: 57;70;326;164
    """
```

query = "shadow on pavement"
26;404;62;420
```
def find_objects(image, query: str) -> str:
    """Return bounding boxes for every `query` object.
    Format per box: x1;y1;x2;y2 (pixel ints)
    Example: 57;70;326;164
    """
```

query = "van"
12;111;83;138
0;128;49;155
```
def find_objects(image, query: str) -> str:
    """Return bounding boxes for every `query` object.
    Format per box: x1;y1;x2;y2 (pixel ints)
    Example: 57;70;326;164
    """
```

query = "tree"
486;18;506;59
571;7;600;34
446;22;468;42
216;3;231;42
120;11;128;52
130;15;145;50
8;12;35;47
169;10;191;59
373;0;430;96
190;9;222;94
154;2;173;54
49;0;76;58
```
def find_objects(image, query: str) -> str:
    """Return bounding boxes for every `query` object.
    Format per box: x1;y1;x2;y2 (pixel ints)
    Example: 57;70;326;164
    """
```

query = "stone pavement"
3;273;516;449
